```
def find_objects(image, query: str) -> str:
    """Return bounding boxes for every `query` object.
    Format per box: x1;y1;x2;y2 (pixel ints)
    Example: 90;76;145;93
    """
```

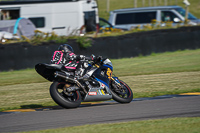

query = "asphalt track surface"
0;95;200;132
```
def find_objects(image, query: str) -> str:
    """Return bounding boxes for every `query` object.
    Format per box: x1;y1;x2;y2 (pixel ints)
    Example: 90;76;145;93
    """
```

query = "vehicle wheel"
50;81;81;109
110;79;133;103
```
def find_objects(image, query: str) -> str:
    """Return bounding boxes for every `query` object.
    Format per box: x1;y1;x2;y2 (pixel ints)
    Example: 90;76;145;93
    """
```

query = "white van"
109;6;200;30
0;0;99;36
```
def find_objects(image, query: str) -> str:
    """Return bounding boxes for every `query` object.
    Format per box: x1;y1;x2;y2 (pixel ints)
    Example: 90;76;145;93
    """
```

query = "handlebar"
79;55;104;67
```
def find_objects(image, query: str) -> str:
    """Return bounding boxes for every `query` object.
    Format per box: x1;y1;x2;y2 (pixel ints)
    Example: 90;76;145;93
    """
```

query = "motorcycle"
35;57;133;109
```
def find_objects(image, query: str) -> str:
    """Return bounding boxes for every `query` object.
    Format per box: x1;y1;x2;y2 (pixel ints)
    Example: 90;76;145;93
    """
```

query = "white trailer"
0;0;99;36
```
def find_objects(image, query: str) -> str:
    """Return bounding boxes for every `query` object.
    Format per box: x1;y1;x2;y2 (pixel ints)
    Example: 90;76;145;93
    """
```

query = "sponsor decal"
88;92;97;96
107;68;112;79
101;89;105;95
101;70;105;76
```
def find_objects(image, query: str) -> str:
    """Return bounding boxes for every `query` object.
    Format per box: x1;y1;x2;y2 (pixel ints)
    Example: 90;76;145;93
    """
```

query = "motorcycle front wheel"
50;81;82;109
110;79;133;103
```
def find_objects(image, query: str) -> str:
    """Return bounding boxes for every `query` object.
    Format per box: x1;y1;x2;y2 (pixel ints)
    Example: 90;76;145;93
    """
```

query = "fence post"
183;0;190;23
142;0;145;7
149;0;151;6
106;0;110;13
134;0;137;8
185;6;189;20
165;0;167;6
154;0;157;6
159;0;161;5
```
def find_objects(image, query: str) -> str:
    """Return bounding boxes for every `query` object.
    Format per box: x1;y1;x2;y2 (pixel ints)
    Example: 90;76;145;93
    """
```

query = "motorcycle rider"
51;44;98;78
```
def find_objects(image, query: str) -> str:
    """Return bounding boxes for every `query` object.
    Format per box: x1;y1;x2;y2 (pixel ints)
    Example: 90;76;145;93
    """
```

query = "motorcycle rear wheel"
50;81;82;109
110;79;133;103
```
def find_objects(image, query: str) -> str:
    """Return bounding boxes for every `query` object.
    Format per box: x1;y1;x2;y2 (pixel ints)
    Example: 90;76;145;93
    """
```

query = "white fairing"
103;59;113;67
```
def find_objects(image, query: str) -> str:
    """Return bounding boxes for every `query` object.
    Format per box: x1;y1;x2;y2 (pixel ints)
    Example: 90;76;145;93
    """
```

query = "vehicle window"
0;9;20;20
161;11;180;22
99;20;109;28
115;12;156;25
29;17;45;28
175;8;197;20
99;19;112;28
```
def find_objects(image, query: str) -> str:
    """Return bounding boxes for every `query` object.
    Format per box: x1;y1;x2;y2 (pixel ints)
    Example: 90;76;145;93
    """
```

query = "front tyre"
110;79;133;103
50;81;81;109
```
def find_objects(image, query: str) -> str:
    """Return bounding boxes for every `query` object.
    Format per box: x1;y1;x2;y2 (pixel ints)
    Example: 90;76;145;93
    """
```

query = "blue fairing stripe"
95;78;109;87
13;17;25;34
103;64;113;71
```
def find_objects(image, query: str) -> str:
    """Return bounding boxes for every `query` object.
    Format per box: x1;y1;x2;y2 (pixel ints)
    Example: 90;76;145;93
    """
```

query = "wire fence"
106;0;180;12
134;0;179;8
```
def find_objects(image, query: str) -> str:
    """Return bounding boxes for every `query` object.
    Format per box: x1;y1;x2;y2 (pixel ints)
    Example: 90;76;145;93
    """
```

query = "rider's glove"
79;55;85;60
91;54;96;60
93;55;102;63
74;55;85;60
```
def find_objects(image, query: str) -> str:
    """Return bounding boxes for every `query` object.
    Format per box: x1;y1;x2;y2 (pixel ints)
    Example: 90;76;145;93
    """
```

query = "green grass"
0;49;200;111
21;117;200;133
121;71;200;98
98;0;200;20
0;69;46;86
112;49;200;76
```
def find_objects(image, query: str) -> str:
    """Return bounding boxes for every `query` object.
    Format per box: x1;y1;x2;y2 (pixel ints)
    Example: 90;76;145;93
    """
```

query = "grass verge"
0;49;200;111
21;117;200;133
121;71;200;98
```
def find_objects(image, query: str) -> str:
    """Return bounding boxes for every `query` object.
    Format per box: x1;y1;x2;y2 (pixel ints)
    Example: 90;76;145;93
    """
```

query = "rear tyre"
50;81;81;109
110;79;133;103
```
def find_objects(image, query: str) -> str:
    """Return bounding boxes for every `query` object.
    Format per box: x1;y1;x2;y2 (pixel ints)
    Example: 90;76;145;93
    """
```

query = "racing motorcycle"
35;57;133;108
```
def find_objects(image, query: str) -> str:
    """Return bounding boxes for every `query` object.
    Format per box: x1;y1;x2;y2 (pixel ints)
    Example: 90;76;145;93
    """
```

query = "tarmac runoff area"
1;92;200;114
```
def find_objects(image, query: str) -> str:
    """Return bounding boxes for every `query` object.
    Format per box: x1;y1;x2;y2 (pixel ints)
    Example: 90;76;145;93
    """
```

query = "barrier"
0;26;200;71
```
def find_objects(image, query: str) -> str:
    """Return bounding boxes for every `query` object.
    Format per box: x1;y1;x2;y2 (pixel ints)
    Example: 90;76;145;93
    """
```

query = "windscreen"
103;59;113;68
175;8;197;20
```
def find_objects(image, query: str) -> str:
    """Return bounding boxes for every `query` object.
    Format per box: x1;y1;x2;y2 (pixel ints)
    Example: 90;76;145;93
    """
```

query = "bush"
76;36;92;49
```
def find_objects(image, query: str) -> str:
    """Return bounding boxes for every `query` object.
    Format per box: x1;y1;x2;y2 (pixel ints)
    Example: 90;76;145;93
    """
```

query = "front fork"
111;77;128;96
111;77;122;88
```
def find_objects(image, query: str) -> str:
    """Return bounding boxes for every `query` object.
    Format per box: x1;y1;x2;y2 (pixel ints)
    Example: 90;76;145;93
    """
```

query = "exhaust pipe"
54;71;73;82
54;71;87;94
